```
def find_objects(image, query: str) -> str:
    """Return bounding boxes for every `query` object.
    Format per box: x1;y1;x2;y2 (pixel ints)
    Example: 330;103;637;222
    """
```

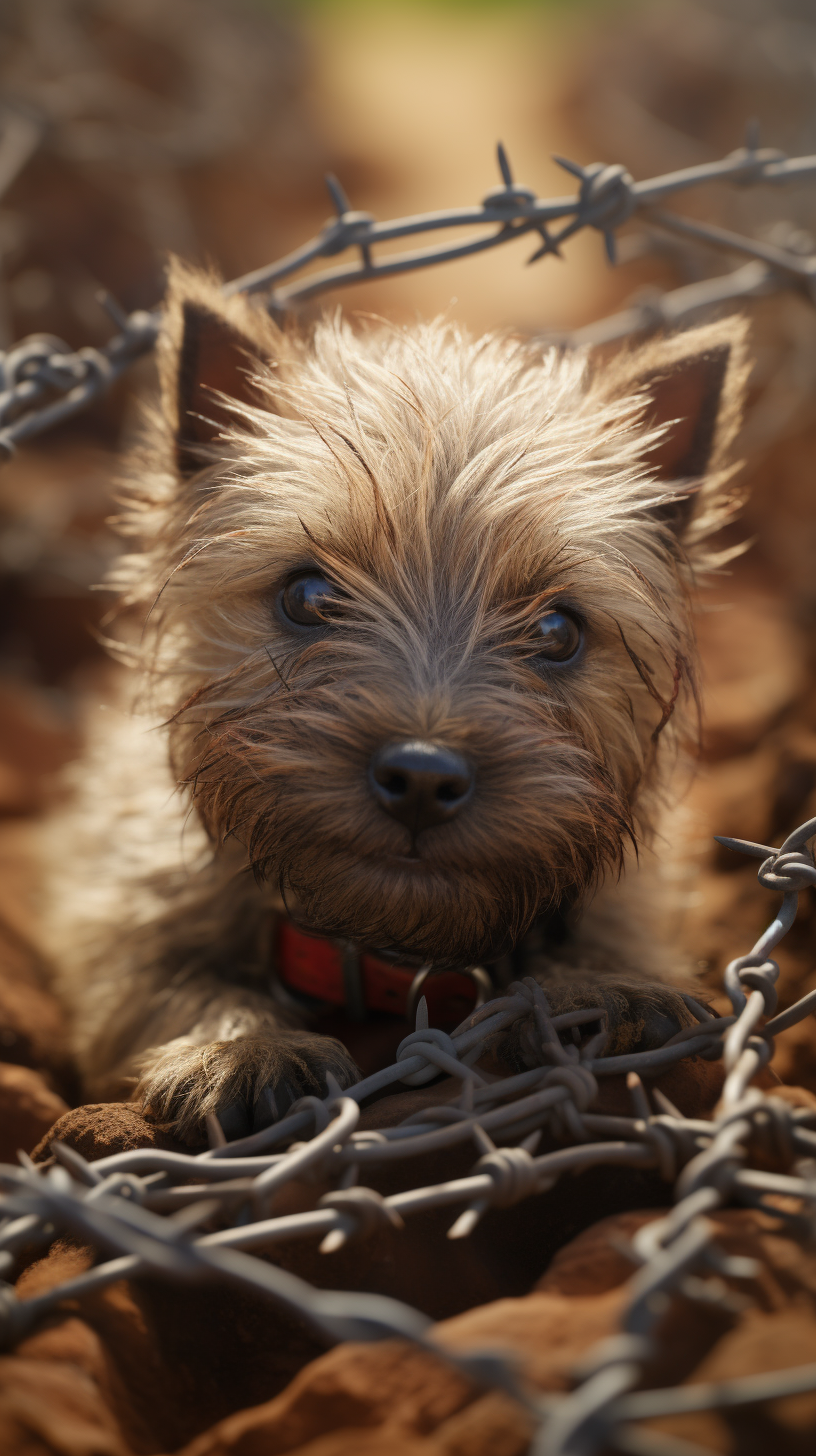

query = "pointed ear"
599;317;751;535
159;260;281;477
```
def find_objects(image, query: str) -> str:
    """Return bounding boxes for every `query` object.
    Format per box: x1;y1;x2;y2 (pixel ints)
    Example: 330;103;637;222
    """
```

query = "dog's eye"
280;572;341;626
536;609;583;662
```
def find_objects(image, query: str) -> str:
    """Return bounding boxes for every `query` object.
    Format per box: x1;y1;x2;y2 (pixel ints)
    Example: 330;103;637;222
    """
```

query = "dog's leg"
76;968;360;1143
61;855;360;1143
130;981;360;1143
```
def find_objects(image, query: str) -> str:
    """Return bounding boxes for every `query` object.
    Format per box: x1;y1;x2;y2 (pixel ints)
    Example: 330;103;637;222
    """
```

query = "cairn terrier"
53;260;749;1141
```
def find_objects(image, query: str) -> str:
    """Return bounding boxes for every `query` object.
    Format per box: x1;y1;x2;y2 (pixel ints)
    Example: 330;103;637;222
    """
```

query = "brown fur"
48;260;751;1140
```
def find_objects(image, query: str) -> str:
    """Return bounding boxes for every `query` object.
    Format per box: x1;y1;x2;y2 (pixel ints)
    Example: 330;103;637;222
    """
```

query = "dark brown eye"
279;572;341;626
536;609;583;662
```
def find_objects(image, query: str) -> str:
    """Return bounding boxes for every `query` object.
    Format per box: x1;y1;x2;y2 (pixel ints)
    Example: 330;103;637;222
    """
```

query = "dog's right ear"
595;317;751;541
160;260;280;478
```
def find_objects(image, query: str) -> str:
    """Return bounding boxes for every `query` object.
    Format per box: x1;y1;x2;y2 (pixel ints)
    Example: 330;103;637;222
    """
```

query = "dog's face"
124;265;748;965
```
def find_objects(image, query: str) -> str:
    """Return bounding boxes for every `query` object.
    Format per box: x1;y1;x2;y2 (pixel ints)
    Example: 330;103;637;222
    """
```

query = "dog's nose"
369;740;474;833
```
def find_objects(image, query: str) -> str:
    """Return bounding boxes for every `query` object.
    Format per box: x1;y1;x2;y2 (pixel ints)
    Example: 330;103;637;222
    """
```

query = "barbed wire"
2;816;816;1454
546;212;816;351
1;127;816;457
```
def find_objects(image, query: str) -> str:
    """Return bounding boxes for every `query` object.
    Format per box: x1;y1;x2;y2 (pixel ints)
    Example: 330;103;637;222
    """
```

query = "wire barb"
324;172;351;217
497;141;514;187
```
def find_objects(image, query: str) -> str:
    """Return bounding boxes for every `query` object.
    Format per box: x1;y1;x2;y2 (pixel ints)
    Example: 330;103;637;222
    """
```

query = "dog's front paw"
492;977;695;1072
135;1032;360;1144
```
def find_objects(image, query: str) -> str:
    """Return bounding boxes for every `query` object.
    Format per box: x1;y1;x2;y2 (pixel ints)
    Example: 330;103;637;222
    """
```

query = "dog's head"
120;261;749;965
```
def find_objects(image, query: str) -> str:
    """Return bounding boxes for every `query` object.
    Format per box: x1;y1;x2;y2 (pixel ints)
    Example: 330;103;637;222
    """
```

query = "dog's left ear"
598;316;751;536
160;259;282;478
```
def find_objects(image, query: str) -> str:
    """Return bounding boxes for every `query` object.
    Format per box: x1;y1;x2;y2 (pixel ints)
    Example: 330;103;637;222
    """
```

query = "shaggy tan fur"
50;260;751;1140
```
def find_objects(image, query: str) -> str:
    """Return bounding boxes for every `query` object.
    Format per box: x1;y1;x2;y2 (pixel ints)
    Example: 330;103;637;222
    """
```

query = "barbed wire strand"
2;126;816;457
2;818;816;1453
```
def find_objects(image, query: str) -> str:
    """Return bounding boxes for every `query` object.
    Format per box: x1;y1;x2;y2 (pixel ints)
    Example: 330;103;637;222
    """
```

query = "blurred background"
2;0;816;1104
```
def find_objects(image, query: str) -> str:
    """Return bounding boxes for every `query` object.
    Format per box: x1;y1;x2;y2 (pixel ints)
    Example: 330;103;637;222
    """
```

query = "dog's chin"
277;849;539;967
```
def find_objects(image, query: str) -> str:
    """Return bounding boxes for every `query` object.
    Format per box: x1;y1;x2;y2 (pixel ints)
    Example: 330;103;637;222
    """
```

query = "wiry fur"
50;261;750;1140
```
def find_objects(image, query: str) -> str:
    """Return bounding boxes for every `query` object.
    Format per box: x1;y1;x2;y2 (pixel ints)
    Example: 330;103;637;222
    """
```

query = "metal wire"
2;128;816;457
2;817;816;1453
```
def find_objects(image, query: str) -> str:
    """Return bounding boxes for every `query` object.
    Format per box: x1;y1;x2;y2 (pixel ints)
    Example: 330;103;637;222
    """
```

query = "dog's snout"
369;740;474;833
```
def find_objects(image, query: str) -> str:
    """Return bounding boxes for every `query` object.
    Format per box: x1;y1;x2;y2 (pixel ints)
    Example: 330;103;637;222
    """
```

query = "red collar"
276;917;481;1026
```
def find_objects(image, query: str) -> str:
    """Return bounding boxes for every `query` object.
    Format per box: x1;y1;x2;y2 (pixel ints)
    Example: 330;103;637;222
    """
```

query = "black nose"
369;740;474;834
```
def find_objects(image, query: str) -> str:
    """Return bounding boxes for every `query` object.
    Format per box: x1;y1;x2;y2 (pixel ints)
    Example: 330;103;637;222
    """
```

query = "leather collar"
275;916;485;1025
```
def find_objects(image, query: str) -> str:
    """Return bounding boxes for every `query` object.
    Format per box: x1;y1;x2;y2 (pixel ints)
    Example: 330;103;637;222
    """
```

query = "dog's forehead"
224;379;657;621
239;328;652;551
285;320;602;458
176;316;715;634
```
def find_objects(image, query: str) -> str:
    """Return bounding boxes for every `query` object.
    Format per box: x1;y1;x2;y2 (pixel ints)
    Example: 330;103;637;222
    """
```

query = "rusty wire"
2;817;816;1453
2;127;816;456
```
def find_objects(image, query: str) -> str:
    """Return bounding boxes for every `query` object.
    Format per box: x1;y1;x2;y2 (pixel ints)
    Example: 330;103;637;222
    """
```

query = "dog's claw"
632;1006;684;1052
251;1084;279;1132
217;1099;253;1142
205;1113;228;1149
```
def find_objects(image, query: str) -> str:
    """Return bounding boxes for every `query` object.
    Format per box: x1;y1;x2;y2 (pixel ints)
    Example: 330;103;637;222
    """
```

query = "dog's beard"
278;851;540;965
260;803;622;964
191;810;631;965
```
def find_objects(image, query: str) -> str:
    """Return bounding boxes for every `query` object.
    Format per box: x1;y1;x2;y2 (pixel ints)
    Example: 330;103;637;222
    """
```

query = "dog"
51;259;749;1141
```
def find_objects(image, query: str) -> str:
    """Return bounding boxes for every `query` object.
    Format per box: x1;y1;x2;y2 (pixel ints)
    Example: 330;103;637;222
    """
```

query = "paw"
135;1031;360;1144
492;977;694;1071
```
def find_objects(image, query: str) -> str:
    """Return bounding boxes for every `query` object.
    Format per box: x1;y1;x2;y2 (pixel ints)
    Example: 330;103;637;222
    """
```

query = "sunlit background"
2;0;816;1091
